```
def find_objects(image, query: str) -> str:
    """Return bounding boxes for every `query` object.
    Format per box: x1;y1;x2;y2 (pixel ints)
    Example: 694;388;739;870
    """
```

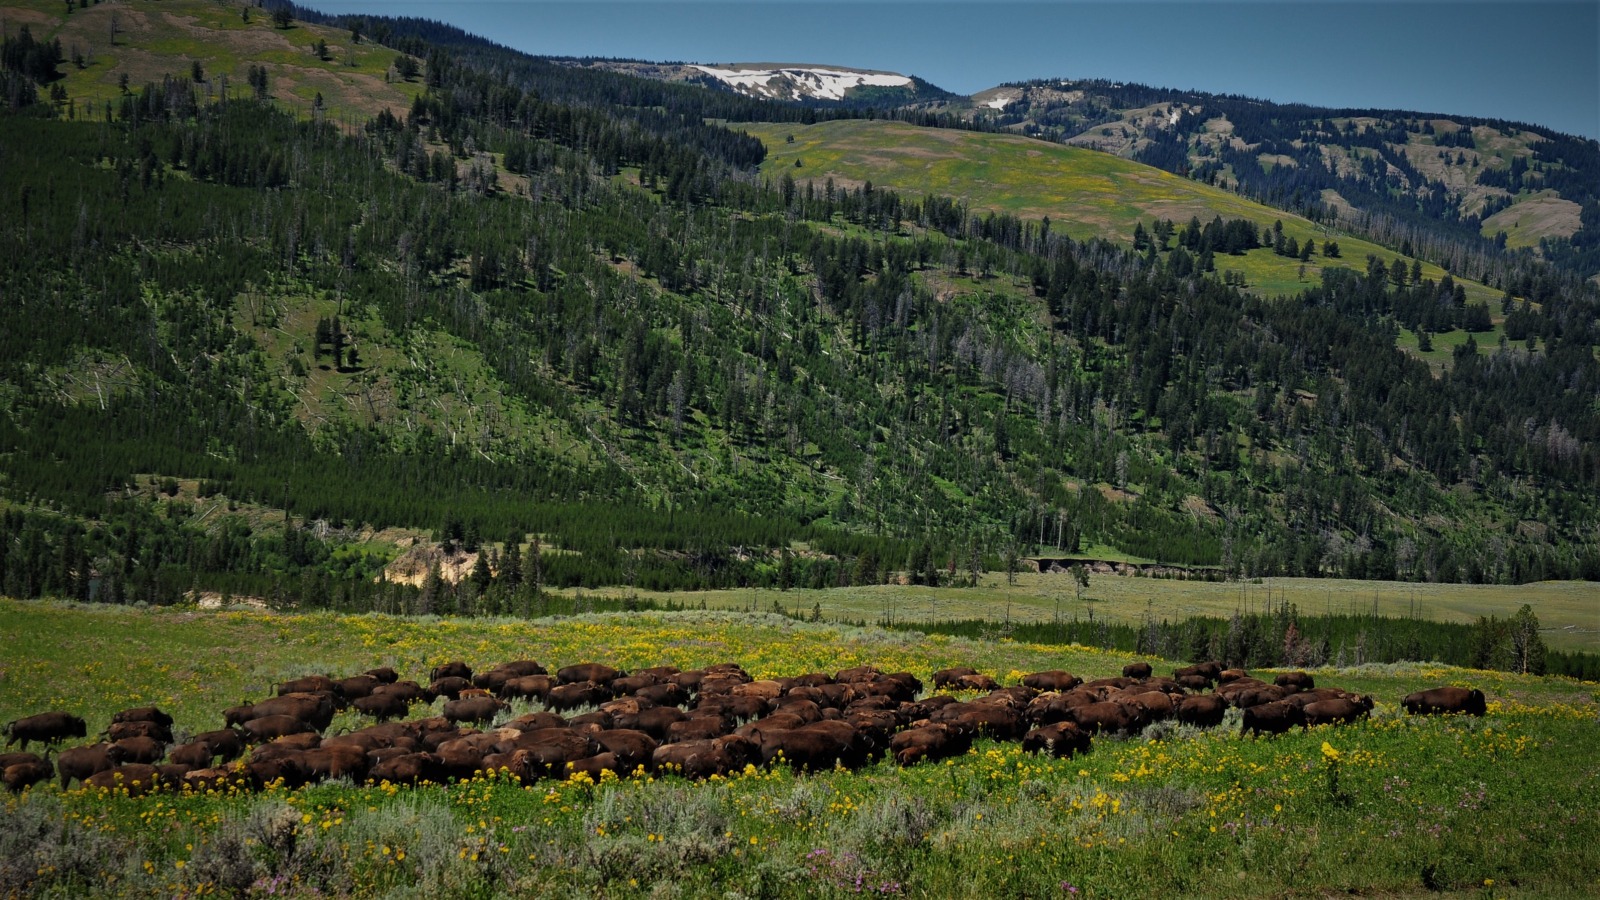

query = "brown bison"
112;736;167;765
85;764;165;796
364;666;400;684
1303;696;1374;728
1174;661;1224;682
105;720;173;744
354;693;411;723
442;696;508;726
335;675;381;700
428;677;475;701
242;715;317;743
1241;700;1305;737
557;663;623;686
1122;662;1154;680
1022;722;1092;759
247;693;338;732
953;674;1001;692
1402;687;1487;717
1022;671;1082;692
932;667;979;689
56;744;119;788
1068;701;1140;736
191;728;248;762
168;741;217;768
760;721;870;771
546;682;613;713
652;734;757;780
1176;695;1228;728
1273;671;1316;693
112;707;175;728
890;723;972;767
429;661;474;683
368;753;440;786
4;712;88;750
3;759;53;793
276;675;339;697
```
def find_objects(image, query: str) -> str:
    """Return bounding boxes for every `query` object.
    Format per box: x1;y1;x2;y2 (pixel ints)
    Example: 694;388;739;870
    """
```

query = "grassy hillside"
1;600;1597;898
4;0;421;122
742;119;1500;305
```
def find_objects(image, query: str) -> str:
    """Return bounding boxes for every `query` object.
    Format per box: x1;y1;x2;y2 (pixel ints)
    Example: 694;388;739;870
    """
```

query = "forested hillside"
1;0;1597;613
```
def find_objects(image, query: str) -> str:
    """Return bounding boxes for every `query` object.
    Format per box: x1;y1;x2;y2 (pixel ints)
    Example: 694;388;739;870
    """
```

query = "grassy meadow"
2;599;1598;897
741;119;1501;308
587;574;1600;652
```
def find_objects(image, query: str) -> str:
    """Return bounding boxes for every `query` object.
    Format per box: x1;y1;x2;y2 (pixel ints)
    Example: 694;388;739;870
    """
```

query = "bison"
1402;686;1487;717
1241;700;1305;737
557;663;622;686
1122;662;1154;680
890;723;972;767
429;661;474;683
1022;722;1092;759
1022;671;1082;692
1176;695;1228;729
4;712;88;750
3;759;53;793
85;764;164;797
276;675;339;697
1303;696;1374;728
442;696;508;726
1273;671;1316;693
112;707;174;729
56;744;119;788
932;667;979;689
651;734;757;780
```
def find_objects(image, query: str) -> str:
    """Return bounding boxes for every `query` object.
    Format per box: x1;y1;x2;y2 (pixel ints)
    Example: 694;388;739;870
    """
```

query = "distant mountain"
967;79;1600;280
559;59;955;108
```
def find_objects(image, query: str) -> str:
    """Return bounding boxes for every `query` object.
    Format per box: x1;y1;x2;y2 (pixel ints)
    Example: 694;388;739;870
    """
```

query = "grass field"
1;600;1597;897
741;120;1500;308
586;574;1600;652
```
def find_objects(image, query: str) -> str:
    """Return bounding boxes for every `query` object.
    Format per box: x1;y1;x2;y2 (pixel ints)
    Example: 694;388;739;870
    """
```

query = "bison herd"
0;657;1490;797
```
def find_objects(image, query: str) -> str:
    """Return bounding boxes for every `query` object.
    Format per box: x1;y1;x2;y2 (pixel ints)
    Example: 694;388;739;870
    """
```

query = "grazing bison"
1176;674;1211;693
374;680;434;704
932;667;979;689
112;707;175;728
247;694;338;732
932;702;1026;740
593;730;659;773
1402;687;1487;717
1022;722;1092;759
557;663;622;686
546;682;612;713
1241;700;1305;737
890;724;972;767
954;674;1001;692
1176;695;1228;729
368;753;439;786
105;720;173;744
429;661;473;683
276;675;339;697
364;666;400;684
57;744;120;788
4;712;88;750
86;764;164;796
428;677;475;702
1122;662;1154;680
335;675;381;700
242;715;317;744
442;696;508;726
1068;701;1139;736
191;728;248;762
1303;696;1374;728
1273;672;1315;693
760;721;870;771
4;759;54;793
508;731;603;781
354;693;411;723
1022;671;1082;692
168;741;216;768
1174;662;1224;683
652;734;757;780
112;736;167;765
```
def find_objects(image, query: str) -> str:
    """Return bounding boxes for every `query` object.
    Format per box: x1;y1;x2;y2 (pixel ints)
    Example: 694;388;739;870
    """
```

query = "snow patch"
986;95;1014;110
1168;107;1181;126
691;65;911;101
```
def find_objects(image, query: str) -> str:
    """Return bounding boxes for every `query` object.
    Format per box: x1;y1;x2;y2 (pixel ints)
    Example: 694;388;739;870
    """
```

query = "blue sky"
308;2;1599;139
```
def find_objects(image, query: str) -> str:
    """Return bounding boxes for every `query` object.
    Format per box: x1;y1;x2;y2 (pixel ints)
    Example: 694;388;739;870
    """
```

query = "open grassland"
742;120;1498;307
2;600;1598;897
7;0;421;123
600;575;1600;652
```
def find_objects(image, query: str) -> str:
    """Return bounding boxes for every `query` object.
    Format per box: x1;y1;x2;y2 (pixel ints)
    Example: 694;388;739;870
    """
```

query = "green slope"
743;119;1498;304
